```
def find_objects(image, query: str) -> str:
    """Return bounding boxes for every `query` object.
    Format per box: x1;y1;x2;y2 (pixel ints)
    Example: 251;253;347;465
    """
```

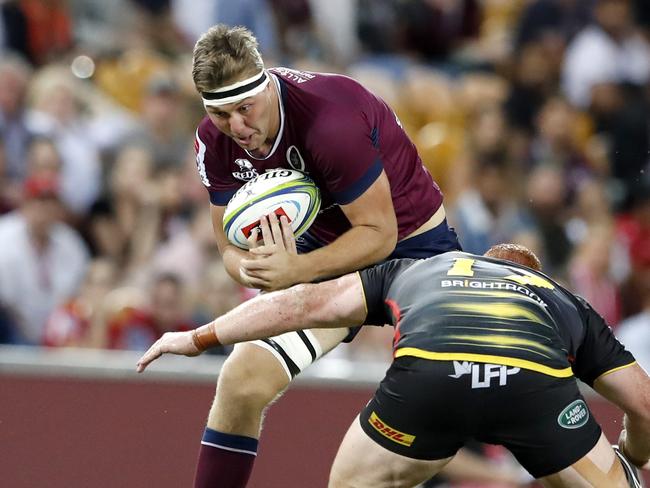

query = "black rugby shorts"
358;356;601;478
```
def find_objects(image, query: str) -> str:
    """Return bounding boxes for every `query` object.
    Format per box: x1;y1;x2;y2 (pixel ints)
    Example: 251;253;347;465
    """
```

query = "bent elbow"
379;225;398;259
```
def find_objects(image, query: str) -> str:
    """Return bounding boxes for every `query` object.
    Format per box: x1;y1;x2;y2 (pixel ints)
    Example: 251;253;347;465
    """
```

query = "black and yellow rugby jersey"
358;251;635;384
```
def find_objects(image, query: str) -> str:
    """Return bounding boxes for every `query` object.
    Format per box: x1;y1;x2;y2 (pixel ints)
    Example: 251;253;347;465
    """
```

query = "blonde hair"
192;24;264;93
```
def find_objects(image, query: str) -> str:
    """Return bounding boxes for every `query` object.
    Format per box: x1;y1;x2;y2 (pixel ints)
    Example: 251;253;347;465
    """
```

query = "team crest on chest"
232;159;259;181
286;146;306;172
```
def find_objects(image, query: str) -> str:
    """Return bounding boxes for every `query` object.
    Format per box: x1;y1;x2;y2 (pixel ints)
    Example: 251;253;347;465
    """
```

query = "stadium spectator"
399;0;482;64
121;74;190;170
569;222;622;326
189;24;461;488
43;257;119;348
503;40;557;137
525;96;600;201
138;238;650;488
616;270;650;371
514;0;592;52
617;182;650;271
0;137;19;214
451;156;532;255
562;0;650;109
617;271;650;371
0;174;89;344
27;64;102;215
107;272;193;350
0;53;33;184
525;165;573;279
88;143;157;269
0;0;73;66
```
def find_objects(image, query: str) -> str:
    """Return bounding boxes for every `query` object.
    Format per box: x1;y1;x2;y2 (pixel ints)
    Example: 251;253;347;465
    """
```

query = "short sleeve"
311;112;383;205
358;259;417;325
572;296;636;386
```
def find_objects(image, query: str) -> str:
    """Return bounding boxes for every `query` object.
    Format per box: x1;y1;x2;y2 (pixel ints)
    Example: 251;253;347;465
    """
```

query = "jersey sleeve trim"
210;189;238;206
330;158;383;205
394;348;575;378
593;361;637;382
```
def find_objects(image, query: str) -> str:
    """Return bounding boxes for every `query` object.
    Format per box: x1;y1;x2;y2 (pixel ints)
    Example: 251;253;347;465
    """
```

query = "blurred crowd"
0;0;648;370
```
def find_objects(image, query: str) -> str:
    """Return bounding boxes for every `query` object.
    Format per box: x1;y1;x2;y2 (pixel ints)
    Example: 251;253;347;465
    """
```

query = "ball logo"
286;146;306;172
240;207;292;239
558;400;589;429
232;159;259;181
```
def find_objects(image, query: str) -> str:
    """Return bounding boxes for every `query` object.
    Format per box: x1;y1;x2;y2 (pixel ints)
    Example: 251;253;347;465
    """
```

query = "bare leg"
194;328;351;488
539;433;629;488
328;416;453;488
206;327;350;435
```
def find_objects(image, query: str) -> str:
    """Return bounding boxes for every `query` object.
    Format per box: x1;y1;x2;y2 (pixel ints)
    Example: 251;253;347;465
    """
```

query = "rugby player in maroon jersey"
190;24;462;487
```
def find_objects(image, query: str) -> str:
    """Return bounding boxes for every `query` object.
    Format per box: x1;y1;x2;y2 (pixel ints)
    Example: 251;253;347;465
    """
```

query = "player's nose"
229;114;247;134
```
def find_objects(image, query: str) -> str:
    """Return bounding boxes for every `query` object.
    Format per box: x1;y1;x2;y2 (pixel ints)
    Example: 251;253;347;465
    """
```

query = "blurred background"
0;0;649;487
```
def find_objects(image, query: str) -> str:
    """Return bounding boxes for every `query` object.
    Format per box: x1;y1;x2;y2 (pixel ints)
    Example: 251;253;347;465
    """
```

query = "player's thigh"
309;327;350;354
328;416;452;488
209;327;348;415
482;371;603;480
538;433;629;488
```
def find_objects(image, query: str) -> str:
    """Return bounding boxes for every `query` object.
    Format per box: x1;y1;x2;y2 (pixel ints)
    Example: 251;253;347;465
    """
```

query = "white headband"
202;70;269;107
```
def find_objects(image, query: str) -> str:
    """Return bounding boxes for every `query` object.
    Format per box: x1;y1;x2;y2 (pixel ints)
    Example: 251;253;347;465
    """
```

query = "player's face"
206;84;278;155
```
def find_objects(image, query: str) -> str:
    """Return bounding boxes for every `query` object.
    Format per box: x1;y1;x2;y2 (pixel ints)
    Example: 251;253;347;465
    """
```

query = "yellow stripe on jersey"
447;290;553;316
441;302;547;325
443;333;554;354
594;361;637;381
394;348;574;378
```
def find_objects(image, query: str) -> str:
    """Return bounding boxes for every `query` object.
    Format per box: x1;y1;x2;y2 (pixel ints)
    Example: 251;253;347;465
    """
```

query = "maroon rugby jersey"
194;67;443;245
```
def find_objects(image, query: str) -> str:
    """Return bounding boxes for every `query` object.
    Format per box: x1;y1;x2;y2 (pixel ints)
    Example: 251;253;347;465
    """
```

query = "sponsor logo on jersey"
232;159;258;181
449;361;520;389
274;67;315;84
286;145;306;172
368;412;415;447
558;400;589;429
441;279;548;309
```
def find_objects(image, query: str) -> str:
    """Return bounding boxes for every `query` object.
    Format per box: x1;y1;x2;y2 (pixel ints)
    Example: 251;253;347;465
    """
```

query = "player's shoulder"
196;116;220;142
272;67;370;110
270;66;357;87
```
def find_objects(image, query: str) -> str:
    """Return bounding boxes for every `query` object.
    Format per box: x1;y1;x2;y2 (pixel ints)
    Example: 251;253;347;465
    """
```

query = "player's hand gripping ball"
223;169;321;249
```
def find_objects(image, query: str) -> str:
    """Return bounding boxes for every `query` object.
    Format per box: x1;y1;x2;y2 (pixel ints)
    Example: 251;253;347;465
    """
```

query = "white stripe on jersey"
194;128;210;187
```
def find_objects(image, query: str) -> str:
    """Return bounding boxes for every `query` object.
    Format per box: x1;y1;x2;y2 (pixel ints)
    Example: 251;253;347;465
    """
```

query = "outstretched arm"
136;272;367;372
593;363;650;469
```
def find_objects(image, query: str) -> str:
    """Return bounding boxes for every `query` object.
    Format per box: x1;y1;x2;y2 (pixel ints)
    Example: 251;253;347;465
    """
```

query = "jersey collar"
244;72;285;160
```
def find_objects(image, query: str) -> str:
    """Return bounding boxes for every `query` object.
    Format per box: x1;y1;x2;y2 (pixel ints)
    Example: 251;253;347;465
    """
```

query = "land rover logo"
558;400;589;429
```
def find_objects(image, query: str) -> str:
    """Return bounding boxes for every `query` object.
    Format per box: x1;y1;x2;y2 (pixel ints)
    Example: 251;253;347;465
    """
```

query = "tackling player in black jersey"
138;218;649;488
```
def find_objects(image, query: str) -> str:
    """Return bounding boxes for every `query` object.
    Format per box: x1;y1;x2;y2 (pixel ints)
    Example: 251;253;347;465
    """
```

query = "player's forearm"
192;275;365;349
299;225;396;282
621;413;650;467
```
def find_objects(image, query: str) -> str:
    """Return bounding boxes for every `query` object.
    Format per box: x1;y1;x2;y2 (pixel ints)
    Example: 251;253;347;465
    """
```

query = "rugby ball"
223;169;321;249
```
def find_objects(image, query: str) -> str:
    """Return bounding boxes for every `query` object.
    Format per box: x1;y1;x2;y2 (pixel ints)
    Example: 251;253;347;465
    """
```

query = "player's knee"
217;344;290;409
